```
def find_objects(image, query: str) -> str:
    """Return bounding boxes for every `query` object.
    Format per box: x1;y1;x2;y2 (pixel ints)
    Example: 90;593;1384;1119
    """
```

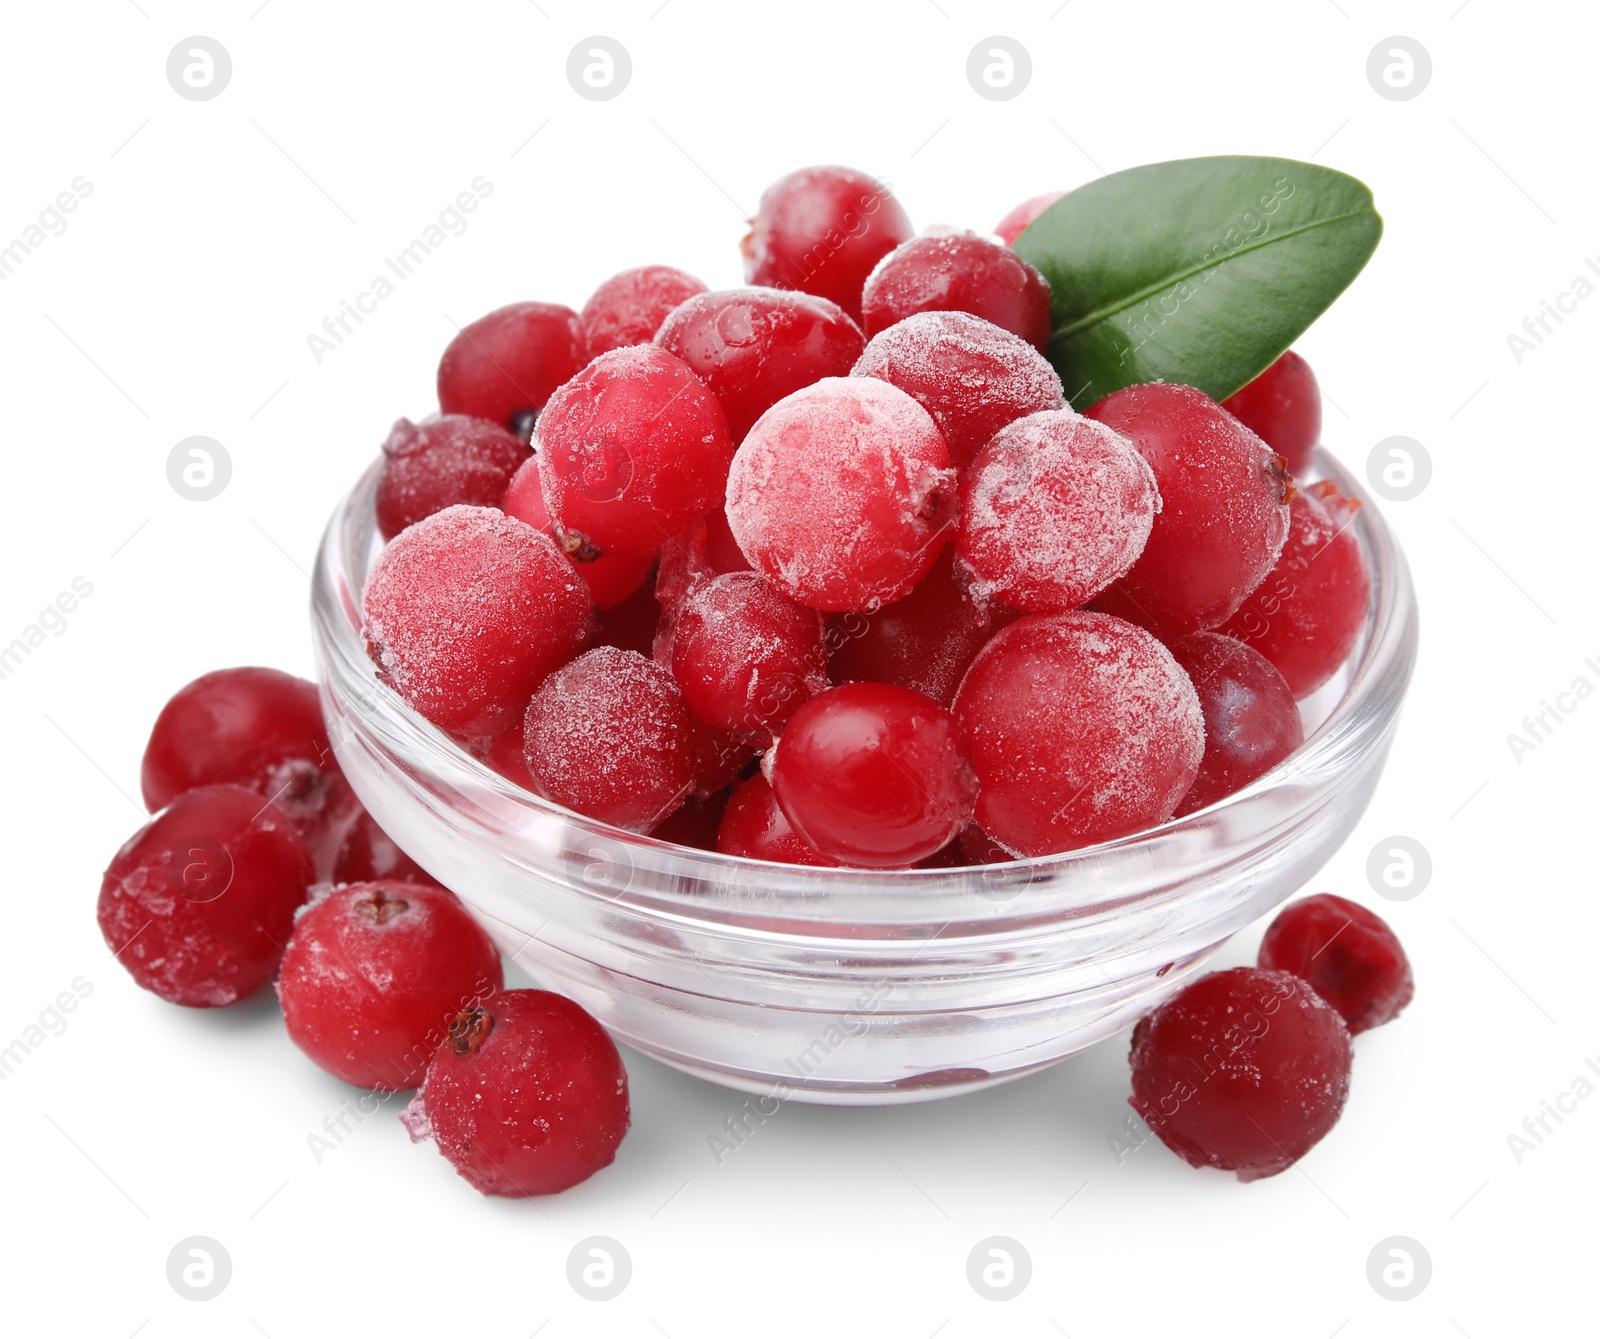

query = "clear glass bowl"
311;451;1417;1105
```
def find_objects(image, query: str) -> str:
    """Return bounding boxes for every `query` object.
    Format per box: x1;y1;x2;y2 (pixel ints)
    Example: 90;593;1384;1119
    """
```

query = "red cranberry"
1086;383;1293;639
956;410;1158;614
98;784;313;1007
716;774;838;866
537;343;734;562
1258;894;1414;1035
401;989;629;1196
375;415;528;541
741;166;913;323
861;230;1053;352
993;190;1065;247
141;666;353;867
595;577;662;657
656;509;752;616
655;288;865;443
436;302;585;432
851;310;1064;467
362;505;595;736
726;377;955;612
503;454;654;609
649;790;729;851
953;612;1204;856
522;646;695;831
1219;481;1369;699
1128;967;1352;1181
770;682;977;868
580;264;707;358
1222;350;1322;477
828;550;1015;708
480;726;537;791
688;723;757;797
333;807;432;885
1168;632;1303;815
278;881;504;1090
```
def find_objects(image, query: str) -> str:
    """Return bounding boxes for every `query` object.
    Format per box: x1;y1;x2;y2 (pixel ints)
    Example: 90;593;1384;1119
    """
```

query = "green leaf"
1012;155;1382;409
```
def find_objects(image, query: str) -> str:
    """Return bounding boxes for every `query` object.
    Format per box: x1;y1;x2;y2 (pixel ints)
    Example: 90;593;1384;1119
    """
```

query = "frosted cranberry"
852;310;1064;467
580;265;707;358
278;881;504;1090
1258;894;1414;1035
595;578;661;657
649;790;729;851
828;551;1015;707
537;343;733;563
1169;633;1303;815
726;377;956;612
671;572;827;733
656;288;865;443
957;410;1158;614
770;683;977;868
994;190;1065;247
741;166;913;323
333;808;432;885
522;646;694;830
363;505;594;736
437;302;585;432
402;989;629;1197
375;415;528;540
717;774;839;866
656;510;751;613
954;612;1203;856
861;230;1053;352
1086;383;1293;639
1220;482;1370;699
1223;351;1322;477
688;724;756;796
503;454;654;609
98;784;313;1007
1128;967;1352;1181
141;666;353;867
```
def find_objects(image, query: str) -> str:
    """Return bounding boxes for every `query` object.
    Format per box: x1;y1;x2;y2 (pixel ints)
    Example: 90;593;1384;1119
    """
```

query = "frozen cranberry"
580;265;707;358
141;666;353;867
688;723;757;797
375;415;528;540
649;790;729;851
278;881;504;1090
741;166;913;323
1258;894;1414;1035
861;230;1053;352
726;377;956;612
1128;967;1352;1181
954;612;1204;856
770;683;977;868
595;577;661;657
957;410;1158;614
1219;481;1369;699
333;808;433;885
1086;383;1293;639
993;190;1065;247
503;454;654;609
671;572;827;734
656;288;865;443
537;343;733;563
851;310;1064;467
98;784;313;1007
828;551;1015;707
717;774;839;866
1222;350;1322;477
402;989;629;1197
437;302;585;432
656;510;752;615
363;505;594;736
522;646;694;831
1169;633;1303;815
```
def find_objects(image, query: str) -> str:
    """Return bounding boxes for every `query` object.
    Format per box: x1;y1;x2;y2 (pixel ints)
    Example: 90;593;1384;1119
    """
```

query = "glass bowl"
311;450;1417;1105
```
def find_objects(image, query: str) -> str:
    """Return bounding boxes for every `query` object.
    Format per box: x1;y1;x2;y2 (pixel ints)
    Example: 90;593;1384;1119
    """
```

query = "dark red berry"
594;576;662;658
1222;350;1322;477
503;454;654;609
375;415;528;540
861;230;1053;352
649;790;729;851
333;807;432;885
98;784;314;1007
1168;632;1303;815
401;988;629;1196
717;774;839;866
741;166;913;323
1258;894;1414;1035
437;302;585;432
580;264;707;358
687;723;757;797
993;191;1065;247
1128;967;1352;1181
278;881;504;1090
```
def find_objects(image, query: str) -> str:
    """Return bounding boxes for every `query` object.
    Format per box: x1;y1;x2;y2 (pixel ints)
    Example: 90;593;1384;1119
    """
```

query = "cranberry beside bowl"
312;450;1416;1105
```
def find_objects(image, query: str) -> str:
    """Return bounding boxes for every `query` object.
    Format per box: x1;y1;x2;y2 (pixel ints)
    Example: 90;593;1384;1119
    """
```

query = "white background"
1;1;1593;1334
